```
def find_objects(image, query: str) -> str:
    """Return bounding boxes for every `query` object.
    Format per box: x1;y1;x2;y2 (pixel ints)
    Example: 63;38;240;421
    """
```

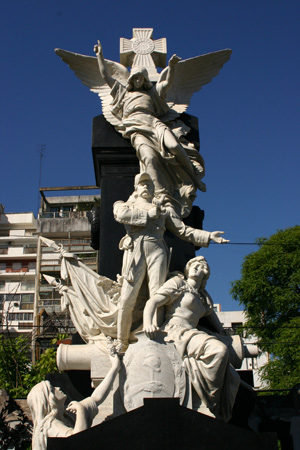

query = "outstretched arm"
159;54;181;93
166;212;229;247
65;402;89;434
91;355;120;405
94;40;114;88
66;355;120;433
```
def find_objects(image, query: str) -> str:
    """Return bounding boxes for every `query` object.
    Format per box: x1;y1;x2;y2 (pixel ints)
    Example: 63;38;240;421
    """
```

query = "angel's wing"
55;48;130;127
158;49;232;120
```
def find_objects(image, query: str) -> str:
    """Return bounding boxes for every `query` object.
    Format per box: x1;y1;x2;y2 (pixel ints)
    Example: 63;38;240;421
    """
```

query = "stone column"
92;114;139;280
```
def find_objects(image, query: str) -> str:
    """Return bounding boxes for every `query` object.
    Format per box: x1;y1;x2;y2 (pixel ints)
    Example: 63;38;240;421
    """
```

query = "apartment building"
34;187;100;357
0;188;99;355
216;306;269;389
0;208;37;336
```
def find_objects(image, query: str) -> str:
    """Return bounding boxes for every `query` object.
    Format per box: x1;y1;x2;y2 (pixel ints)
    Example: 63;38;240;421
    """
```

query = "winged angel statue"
55;42;231;217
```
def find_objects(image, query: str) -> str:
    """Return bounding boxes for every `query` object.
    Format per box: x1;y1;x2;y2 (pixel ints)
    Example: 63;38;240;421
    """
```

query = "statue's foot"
197;403;216;419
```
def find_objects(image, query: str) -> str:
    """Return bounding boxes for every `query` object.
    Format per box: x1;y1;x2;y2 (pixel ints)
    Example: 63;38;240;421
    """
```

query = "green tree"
0;335;31;397
0;334;66;397
231;226;300;390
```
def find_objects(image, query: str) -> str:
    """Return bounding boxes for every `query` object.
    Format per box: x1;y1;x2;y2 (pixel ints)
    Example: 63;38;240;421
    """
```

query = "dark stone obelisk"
92;114;139;280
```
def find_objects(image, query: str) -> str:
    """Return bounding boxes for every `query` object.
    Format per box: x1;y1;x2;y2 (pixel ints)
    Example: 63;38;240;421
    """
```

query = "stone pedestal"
48;398;278;450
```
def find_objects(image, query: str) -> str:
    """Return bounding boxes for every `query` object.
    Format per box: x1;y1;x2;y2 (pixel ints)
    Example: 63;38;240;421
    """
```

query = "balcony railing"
40;256;97;272
23;247;37;254
41;240;94;254
20;303;34;310
38;211;89;219
18;322;33;330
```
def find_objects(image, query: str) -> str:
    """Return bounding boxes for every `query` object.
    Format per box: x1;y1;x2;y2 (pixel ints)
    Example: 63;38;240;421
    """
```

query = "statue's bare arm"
159;54;181;94
65;356;120;433
94;40;115;88
144;293;169;339
65;402;89;434
204;310;226;335
91;355;120;405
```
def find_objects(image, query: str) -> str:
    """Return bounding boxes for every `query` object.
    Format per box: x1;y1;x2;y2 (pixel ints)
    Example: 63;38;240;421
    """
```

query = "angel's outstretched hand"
94;40;102;56
169;54;181;66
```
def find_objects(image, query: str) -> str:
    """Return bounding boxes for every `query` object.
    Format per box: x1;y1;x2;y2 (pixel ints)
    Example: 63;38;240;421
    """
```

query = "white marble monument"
55;31;231;217
27;29;252;449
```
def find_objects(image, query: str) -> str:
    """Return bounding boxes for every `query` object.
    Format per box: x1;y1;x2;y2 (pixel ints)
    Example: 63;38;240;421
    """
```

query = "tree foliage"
0;335;31;397
231;226;300;389
0;334;65;397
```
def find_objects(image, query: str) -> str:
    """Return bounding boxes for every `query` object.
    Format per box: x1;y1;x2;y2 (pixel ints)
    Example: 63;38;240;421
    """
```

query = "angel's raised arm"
94;40;114;89
158;54;181;96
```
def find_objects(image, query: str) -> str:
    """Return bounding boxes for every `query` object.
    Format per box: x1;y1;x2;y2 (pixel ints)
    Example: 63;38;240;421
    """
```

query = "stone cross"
120;28;167;81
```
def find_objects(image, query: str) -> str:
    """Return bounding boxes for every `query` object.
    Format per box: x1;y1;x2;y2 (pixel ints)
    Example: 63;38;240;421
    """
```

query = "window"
21;280;35;291
28;262;36;271
0;245;8;255
0;293;20;304
20;293;34;304
0;281;5;291
8;312;33;321
20;293;34;310
23;244;37;254
62;206;73;212
12;262;22;271
0;263;6;271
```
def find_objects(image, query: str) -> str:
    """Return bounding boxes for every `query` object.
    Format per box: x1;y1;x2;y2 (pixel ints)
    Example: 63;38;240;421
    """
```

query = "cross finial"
120;28;167;81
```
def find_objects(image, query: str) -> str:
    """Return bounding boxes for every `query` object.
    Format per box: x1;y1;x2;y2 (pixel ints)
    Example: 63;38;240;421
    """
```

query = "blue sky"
1;0;299;310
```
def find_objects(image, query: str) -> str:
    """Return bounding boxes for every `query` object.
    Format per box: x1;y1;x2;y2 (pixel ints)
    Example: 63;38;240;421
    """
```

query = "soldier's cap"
134;172;153;187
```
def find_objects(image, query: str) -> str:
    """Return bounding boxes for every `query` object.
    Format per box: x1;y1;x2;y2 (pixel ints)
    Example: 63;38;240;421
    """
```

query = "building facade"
0;210;37;336
33;188;100;358
216;307;269;389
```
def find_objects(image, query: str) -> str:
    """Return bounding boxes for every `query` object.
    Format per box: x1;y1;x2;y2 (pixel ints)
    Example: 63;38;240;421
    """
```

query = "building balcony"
38;211;89;219
18;322;33;330
37;215;91;235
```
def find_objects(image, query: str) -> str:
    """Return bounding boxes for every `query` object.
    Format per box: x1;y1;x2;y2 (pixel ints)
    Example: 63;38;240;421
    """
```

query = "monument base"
48;397;278;450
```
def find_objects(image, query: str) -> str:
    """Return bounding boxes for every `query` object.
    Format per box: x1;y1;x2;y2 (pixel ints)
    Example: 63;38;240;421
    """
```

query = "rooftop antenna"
37;145;46;215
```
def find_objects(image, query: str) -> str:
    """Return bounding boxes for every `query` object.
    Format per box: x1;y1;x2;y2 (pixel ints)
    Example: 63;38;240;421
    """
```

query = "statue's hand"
210;231;230;244
109;354;121;371
94;40;102;56
66;401;85;415
144;324;159;340
148;206;159;219
169;54;181;66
